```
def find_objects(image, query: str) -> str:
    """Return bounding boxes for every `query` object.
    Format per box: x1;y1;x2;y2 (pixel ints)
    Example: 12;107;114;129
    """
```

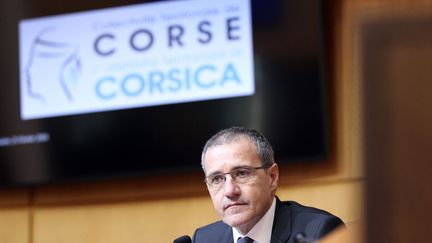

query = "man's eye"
235;168;252;178
210;175;224;184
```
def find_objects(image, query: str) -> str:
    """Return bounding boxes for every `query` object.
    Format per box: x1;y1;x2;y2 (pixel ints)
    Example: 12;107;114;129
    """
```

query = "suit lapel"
220;223;234;243
270;198;292;243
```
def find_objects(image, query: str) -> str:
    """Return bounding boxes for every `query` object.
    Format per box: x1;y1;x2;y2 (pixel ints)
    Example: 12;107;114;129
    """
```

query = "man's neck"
233;197;277;242
236;216;262;235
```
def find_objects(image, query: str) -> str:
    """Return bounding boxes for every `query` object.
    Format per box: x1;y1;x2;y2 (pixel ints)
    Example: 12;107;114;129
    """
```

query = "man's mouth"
224;202;247;210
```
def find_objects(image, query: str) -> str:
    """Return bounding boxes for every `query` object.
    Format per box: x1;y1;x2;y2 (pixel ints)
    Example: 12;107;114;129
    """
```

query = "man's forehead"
203;139;260;171
206;137;256;156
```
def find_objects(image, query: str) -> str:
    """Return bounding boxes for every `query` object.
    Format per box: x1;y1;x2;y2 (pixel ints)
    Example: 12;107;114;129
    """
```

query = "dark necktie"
237;236;254;243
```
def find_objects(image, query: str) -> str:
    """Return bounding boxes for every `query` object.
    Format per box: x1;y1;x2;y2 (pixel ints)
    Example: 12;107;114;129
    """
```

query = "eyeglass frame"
204;164;274;190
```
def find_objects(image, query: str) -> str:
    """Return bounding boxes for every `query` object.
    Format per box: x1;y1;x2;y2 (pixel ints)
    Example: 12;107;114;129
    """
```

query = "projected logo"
24;28;81;104
19;0;254;120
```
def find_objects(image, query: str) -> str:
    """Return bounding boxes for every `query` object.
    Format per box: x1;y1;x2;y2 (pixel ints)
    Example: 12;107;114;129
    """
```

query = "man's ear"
269;163;279;191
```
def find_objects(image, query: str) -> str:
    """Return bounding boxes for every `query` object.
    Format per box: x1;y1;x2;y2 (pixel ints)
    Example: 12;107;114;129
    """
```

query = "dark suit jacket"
192;198;344;243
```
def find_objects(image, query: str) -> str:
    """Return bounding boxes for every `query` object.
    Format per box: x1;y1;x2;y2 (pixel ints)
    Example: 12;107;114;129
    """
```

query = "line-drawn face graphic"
24;27;81;104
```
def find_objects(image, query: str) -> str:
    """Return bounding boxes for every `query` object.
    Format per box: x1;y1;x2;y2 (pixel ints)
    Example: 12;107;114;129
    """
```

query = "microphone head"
173;235;192;243
294;232;314;243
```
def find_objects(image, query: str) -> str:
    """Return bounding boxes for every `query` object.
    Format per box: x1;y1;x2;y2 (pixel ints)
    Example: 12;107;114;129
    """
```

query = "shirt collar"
232;197;276;243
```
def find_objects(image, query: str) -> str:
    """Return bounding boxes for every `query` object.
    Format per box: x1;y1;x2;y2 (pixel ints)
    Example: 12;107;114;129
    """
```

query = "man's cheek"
211;195;223;213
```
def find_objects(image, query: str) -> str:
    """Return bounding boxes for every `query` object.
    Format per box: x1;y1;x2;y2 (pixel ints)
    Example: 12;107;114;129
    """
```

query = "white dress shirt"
232;197;276;243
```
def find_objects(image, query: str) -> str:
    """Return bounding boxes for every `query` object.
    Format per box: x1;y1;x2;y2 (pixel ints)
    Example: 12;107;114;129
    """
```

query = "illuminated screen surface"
0;0;328;186
19;0;255;120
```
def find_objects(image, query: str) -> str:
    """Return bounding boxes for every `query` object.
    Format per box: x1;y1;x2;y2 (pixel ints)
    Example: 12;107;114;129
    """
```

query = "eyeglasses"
204;164;272;190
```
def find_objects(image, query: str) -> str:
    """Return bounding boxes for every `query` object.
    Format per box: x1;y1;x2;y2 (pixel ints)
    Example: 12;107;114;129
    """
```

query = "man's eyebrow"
206;170;223;177
231;165;250;170
206;165;251;176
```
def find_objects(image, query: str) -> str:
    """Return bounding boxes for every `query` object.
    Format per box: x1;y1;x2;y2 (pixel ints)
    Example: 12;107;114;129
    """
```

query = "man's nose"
223;175;241;198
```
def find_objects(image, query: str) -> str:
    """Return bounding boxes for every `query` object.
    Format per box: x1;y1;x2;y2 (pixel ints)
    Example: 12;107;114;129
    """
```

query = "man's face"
203;137;279;234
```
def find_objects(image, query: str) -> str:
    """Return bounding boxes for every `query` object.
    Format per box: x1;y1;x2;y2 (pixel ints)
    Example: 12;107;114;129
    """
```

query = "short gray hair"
201;126;275;171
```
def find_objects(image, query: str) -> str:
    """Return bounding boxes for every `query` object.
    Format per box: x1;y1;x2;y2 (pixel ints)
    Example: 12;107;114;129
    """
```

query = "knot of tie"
237;236;254;243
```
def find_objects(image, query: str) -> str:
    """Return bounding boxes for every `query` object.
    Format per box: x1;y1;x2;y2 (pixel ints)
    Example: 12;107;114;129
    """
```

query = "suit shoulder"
195;220;227;233
281;200;345;239
284;200;340;217
193;221;231;243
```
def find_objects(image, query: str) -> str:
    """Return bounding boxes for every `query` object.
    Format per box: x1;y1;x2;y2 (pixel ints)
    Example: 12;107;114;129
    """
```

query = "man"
192;127;344;243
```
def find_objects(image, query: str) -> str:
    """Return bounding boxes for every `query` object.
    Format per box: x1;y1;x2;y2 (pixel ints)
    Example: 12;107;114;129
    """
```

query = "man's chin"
222;213;250;228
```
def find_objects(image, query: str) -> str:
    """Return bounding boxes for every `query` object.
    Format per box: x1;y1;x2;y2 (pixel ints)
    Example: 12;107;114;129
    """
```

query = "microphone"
294;232;315;243
173;235;192;243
